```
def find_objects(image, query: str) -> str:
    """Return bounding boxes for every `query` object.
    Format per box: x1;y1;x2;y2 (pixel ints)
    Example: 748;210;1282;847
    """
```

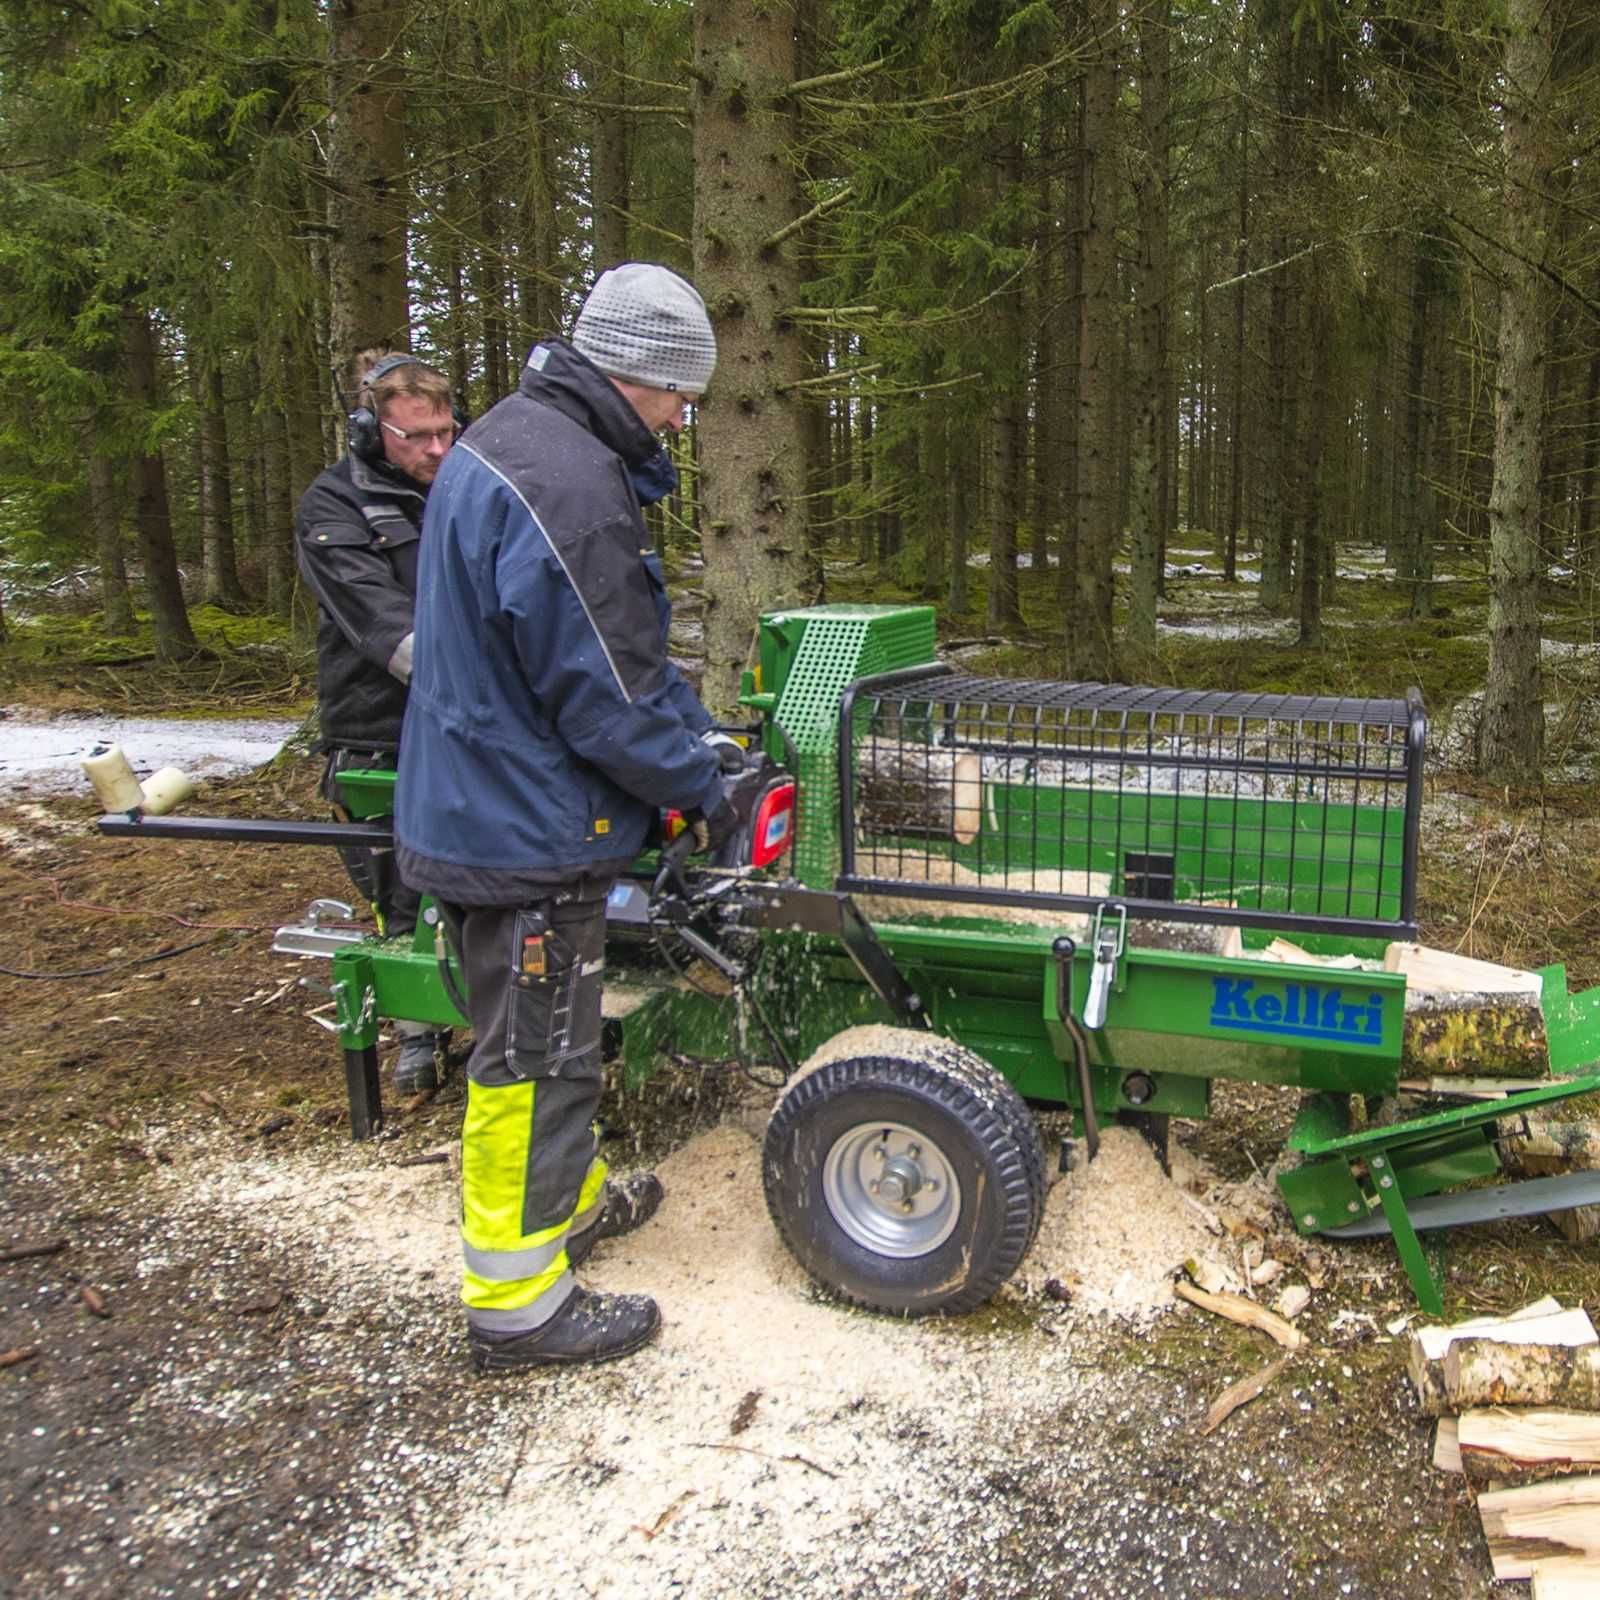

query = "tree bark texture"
692;0;810;715
198;355;245;607
1068;1;1119;679
121;306;198;660
327;0;410;377
1445;1340;1600;1412
83;426;134;633
1480;0;1554;782
1124;0;1170;664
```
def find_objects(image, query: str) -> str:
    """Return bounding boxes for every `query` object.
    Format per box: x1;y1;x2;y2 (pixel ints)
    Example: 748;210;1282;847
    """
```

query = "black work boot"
567;1172;665;1268
468;1288;661;1372
393;1029;447;1096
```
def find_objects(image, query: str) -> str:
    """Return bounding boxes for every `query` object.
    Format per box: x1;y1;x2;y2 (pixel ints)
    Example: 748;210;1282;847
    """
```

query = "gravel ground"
2;1112;1497;1600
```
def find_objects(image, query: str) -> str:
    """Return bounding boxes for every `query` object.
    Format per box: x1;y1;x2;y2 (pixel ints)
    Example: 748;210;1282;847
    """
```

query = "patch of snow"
0;712;300;800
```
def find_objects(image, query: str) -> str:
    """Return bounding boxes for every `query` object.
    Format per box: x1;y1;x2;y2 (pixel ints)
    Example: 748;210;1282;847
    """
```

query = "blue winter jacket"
394;341;722;899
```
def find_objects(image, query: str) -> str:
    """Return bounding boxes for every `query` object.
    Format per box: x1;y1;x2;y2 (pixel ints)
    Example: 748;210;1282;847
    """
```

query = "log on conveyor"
1477;1474;1600;1578
1407;1301;1588;1417
1444;1340;1600;1411
1386;942;1549;1079
854;738;988;845
1459;1409;1600;1488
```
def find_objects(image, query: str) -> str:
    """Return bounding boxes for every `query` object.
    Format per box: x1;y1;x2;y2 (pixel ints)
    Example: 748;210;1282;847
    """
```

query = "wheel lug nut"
906;1144;920;1159
901;1200;914;1213
873;1147;886;1161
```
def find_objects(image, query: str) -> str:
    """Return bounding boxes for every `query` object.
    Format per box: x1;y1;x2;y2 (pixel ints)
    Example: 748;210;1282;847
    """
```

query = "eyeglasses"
381;418;459;447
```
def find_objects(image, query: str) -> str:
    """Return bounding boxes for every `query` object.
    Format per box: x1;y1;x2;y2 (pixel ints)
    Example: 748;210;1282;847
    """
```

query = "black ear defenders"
346;354;468;464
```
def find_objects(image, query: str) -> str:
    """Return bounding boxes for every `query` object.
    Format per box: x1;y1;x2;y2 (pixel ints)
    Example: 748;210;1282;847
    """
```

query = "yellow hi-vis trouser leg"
460;1079;609;1330
445;886;612;1337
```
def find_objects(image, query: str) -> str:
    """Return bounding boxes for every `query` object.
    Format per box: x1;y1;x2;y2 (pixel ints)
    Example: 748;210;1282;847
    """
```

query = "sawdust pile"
1017;1127;1244;1318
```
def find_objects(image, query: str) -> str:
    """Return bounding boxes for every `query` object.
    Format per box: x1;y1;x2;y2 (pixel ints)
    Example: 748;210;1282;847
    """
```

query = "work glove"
702;731;747;774
685;794;740;856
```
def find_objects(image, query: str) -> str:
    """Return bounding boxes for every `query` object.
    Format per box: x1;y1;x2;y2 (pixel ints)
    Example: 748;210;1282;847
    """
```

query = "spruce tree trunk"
84;436;134;634
1068;1;1120;679
691;0;809;715
198;355;245;607
1480;0;1553;782
121;306;198;660
327;0;409;374
1124;0;1170;664
590;20;631;273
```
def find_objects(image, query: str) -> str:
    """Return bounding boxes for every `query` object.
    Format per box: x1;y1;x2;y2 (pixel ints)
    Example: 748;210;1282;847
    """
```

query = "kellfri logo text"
1209;976;1385;1046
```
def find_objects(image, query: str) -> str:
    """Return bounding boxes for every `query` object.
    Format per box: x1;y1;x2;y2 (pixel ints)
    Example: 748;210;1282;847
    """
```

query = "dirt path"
0;772;1555;1599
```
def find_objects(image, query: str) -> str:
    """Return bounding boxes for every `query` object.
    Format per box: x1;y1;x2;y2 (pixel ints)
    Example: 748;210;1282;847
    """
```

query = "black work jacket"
294;453;427;751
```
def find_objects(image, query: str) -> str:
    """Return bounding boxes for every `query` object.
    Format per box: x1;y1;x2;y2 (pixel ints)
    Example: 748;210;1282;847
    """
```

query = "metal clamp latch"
1082;903;1127;1030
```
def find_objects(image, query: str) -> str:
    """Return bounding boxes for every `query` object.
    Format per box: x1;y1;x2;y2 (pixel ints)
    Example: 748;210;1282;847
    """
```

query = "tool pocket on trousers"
504;911;581;1081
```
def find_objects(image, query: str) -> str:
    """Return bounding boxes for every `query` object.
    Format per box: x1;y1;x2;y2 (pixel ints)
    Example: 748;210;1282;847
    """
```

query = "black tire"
763;1029;1045;1316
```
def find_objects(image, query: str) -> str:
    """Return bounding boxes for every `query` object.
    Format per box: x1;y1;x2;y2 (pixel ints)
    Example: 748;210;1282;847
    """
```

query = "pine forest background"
2;0;1599;784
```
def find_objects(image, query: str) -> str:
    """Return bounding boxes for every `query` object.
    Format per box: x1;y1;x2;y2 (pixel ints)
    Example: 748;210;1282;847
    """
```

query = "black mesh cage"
836;666;1425;938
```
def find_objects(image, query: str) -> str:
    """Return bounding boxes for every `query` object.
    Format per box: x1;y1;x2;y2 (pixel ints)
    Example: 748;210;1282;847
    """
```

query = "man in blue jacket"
396;264;741;1371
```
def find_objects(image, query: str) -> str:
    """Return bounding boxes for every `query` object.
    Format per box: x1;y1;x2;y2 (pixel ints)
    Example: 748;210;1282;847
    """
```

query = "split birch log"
1477;1474;1600;1579
1382;942;1548;1077
1407;1303;1588;1416
1444;1340;1600;1411
1172;1279;1304;1351
1530;1555;1600;1599
1433;1417;1463;1474
1382;942;1543;996
1459;1409;1600;1488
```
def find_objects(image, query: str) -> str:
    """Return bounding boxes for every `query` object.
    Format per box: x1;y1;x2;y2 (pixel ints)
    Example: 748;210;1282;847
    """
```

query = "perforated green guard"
758;605;937;885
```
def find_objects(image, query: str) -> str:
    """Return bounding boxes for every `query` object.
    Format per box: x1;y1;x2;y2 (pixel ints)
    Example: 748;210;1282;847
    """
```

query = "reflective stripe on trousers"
441;886;612;1336
460;1093;610;1331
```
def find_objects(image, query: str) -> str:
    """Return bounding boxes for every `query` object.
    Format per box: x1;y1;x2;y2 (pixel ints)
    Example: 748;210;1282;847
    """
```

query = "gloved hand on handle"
684;793;740;856
702;731;748;774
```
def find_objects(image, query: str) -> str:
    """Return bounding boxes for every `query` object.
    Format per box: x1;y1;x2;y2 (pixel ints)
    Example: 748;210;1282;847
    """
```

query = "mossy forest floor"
1;542;1598;1597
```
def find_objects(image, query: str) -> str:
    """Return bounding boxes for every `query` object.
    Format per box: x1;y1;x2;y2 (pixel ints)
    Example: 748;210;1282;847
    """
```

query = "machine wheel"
763;1027;1045;1316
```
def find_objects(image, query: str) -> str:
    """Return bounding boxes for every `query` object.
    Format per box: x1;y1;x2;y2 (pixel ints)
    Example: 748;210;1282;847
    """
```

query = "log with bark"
1477;1474;1600;1579
1459;1408;1600;1487
1443;1340;1600;1411
1407;1303;1592;1417
855;739;988;845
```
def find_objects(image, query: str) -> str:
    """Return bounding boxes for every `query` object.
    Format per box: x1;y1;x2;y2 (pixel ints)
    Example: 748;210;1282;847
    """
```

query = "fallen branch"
394;1151;450;1169
687;1441;839;1479
1200;1356;1289;1436
0;1346;41;1368
80;1284;110;1318
0;1238;68;1264
633;1489;695;1540
1173;1279;1304;1351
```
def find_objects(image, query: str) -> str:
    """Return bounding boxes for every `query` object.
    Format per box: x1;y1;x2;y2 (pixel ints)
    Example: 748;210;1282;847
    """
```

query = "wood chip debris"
0;1238;68;1264
0;1345;41;1368
80;1284;110;1318
1199;1355;1290;1436
633;1489;695;1541
1174;1279;1305;1350
730;1389;762;1435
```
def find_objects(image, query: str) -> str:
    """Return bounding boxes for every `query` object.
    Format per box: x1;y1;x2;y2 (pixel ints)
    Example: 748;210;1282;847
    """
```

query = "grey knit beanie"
571;263;718;394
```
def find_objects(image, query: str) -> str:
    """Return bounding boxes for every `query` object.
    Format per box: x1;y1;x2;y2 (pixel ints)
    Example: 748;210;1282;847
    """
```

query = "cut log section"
1477;1474;1600;1579
1530;1555;1600;1599
1459;1409;1600;1488
854;740;987;845
1444;1340;1600;1411
1433;1416;1463;1474
1400;988;1549;1079
1407;1302;1588;1417
1382;942;1543;995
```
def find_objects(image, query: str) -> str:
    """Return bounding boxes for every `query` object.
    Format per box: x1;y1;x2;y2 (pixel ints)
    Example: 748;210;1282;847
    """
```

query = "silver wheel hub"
822;1119;961;1259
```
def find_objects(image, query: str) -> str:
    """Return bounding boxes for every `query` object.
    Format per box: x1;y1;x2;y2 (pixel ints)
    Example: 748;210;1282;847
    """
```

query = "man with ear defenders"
295;350;462;1097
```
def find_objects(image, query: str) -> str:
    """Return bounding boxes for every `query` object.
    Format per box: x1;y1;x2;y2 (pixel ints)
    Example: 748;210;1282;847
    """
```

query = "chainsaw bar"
1322;1169;1600;1239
